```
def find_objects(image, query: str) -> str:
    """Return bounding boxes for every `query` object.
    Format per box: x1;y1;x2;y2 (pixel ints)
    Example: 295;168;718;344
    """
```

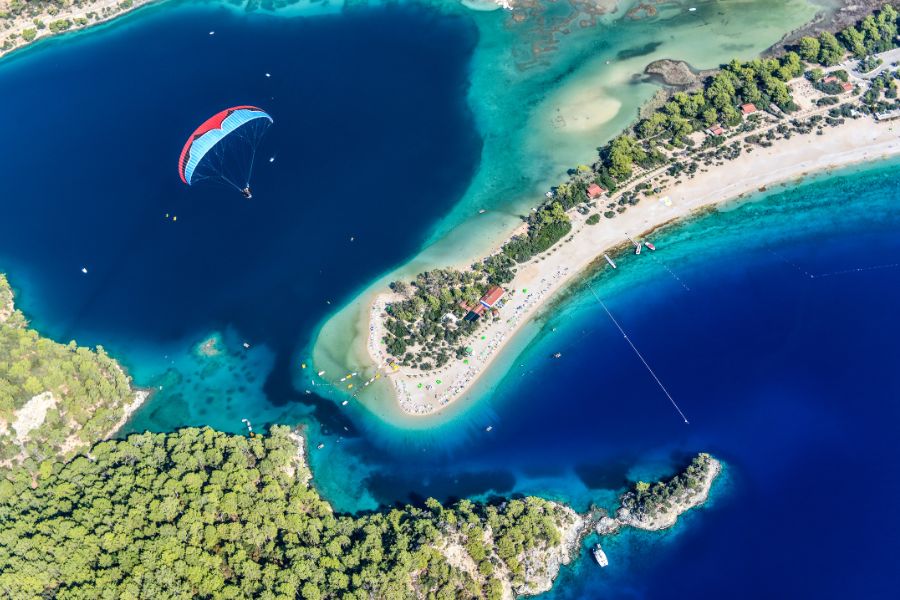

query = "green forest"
0;275;136;471
0;426;575;600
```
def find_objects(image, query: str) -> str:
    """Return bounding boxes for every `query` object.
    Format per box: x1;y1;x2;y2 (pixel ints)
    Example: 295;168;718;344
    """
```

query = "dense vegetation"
0;275;136;471
619;453;717;521
384;270;490;367
798;5;898;66
0;426;574;599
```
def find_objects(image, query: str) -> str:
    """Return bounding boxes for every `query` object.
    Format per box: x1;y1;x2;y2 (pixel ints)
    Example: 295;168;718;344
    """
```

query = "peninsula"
0;274;147;472
334;5;900;416
0;421;719;598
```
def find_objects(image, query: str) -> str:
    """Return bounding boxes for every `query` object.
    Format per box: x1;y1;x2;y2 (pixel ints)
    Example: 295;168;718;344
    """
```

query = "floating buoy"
269;156;275;163
301;363;307;369
265;72;271;78
173;215;177;222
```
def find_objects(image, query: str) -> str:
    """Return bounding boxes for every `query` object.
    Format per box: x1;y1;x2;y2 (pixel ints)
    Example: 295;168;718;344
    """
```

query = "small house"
840;82;854;93
822;75;838;84
479;286;505;309
705;124;725;136
586;183;606;199
740;103;757;116
464;304;487;322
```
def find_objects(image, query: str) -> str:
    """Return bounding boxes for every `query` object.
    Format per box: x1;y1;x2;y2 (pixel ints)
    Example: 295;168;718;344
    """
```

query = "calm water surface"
2;2;898;598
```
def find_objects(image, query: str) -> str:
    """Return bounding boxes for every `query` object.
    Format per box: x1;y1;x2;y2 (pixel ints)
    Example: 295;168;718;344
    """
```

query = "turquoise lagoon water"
5;0;899;598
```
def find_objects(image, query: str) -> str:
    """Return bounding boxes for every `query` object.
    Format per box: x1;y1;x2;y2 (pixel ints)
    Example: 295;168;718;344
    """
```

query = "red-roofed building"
740;103;757;116
586;183;606;199
823;75;838;84
464;303;488;322
706;124;725;136
840;82;854;93
479;286;505;309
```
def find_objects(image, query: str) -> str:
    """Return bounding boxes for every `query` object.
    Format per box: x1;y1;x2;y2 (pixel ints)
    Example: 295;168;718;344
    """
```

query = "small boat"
604;254;617;269
317;370;326;376
269;156;275;163
81;267;88;274
478;209;486;214
242;342;251;349
645;242;656;251
341;400;349;406
485;425;493;432
265;72;271;78
635;243;642;255
552;352;562;359
592;544;609;567
301;363;307;369
209;31;215;35
317;443;325;449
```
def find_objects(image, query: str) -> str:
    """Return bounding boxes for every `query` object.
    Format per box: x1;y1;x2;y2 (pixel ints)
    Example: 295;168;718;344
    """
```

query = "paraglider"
178;105;273;197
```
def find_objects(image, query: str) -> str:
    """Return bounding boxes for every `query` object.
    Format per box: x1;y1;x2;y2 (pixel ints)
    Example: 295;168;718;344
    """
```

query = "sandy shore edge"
361;114;900;416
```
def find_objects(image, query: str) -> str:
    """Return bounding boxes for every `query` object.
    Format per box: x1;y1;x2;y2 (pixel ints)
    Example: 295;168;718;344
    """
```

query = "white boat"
242;342;251;349
341;400;349;406
317;443;325;449
592;544;609;567
485;425;493;432
604;254;617;269
635;243;642;255
317;370;326;376
645;242;656;251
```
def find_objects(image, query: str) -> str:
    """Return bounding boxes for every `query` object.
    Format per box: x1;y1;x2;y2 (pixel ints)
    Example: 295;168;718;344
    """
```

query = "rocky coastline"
597;453;722;536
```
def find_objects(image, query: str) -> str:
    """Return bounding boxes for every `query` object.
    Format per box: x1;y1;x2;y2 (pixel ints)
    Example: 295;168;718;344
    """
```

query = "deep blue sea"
0;1;480;430
2;2;900;599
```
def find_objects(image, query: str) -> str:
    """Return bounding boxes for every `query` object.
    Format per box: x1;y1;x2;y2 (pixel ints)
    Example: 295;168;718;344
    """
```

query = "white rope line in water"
811;262;900;279
647;253;691;291
769;248;900;279
588;285;690;425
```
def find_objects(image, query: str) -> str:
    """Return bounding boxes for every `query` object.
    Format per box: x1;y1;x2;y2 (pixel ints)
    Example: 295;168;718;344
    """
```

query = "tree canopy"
0;275;136;472
0;426;575;599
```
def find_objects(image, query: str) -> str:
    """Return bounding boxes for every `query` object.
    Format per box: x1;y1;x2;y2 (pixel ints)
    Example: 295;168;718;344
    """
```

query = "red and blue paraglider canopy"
178;106;273;195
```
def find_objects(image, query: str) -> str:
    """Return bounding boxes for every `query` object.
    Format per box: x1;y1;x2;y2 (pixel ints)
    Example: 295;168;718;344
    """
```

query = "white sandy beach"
363;109;900;416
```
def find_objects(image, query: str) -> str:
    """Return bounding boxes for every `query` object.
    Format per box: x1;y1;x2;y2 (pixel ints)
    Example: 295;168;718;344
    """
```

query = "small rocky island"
597;453;722;535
